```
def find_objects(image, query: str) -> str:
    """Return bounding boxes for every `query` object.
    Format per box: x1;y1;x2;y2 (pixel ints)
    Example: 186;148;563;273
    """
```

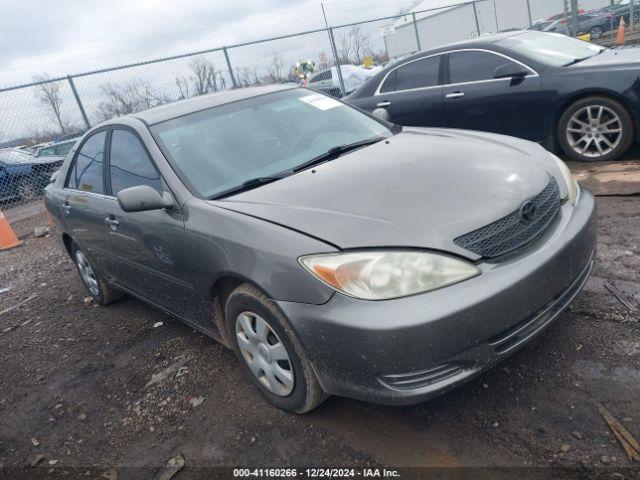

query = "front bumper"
277;190;597;405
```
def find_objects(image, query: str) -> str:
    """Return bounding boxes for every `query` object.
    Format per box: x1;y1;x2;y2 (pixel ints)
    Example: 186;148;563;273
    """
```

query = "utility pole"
321;2;346;97
525;0;533;26
493;0;499;32
570;0;580;36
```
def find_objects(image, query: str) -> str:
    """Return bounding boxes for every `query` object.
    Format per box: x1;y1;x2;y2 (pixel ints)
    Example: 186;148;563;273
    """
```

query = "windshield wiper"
292;136;386;172
211;175;289;199
564;57;589;66
564;48;605;67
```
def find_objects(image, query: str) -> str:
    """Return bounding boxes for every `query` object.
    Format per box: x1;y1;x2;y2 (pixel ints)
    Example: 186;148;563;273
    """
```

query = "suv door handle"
446;92;465;99
62;204;71;214
104;217;119;230
376;101;391;107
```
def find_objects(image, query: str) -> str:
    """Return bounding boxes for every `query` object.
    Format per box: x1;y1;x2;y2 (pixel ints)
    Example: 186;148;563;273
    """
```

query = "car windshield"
496;31;605;67
150;88;393;198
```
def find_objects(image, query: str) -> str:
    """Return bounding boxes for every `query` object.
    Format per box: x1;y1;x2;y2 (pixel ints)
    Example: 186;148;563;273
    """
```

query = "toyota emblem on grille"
519;200;537;224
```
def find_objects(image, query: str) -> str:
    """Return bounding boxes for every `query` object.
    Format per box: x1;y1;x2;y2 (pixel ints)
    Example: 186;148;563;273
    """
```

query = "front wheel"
558;96;634;162
226;283;326;414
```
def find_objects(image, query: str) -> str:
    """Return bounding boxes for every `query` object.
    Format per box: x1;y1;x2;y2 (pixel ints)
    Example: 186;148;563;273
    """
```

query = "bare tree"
337;26;371;65
266;52;285;83
236;67;261;88
350;25;371;65
33;74;67;135
174;73;191;100
95;80;169;121
189;57;227;95
336;30;353;64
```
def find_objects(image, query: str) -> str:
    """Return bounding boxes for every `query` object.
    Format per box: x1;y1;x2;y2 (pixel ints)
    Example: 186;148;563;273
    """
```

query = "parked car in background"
544;13;613;39
590;0;640;26
45;85;595;413
527;20;554;31
346;31;637;162
33;138;78;158
547;10;584;21
0;149;65;202
307;65;382;97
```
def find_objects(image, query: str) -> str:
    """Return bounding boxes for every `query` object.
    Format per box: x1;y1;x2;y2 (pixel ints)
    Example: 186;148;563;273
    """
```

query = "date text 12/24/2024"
233;468;401;478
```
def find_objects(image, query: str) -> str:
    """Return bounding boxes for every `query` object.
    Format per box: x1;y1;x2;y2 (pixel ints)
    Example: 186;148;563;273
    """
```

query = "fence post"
570;0;579;36
412;13;422;51
526;0;533;26
67;76;90;131
327;28;346;97
223;47;238;89
472;1;481;36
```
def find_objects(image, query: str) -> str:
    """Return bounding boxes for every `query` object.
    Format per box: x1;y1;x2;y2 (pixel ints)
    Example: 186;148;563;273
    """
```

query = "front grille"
454;177;561;259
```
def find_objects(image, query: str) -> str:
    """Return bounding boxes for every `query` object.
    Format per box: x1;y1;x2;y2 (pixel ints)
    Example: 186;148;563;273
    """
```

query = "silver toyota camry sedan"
45;85;596;413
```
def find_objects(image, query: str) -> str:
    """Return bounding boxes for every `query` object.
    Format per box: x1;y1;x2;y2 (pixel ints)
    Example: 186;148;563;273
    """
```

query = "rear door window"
66;131;106;193
108;129;162;195
383;56;441;93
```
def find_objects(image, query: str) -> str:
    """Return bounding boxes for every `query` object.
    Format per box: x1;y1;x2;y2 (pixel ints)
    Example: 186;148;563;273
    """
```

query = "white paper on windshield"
299;94;343;110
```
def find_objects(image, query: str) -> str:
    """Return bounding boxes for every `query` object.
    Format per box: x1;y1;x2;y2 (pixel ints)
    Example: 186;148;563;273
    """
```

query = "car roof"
131;83;298;125
384;30;528;67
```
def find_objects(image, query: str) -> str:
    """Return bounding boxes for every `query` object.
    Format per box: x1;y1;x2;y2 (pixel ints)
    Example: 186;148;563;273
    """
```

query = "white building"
384;0;611;58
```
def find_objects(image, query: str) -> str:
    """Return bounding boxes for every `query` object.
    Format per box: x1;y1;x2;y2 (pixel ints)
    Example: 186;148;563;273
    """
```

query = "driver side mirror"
493;63;529;79
117;185;174;213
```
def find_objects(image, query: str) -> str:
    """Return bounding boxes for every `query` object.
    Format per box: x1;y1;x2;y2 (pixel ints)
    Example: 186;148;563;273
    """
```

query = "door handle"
376;101;391;107
446;92;465;99
62;204;71;214
104;217;120;230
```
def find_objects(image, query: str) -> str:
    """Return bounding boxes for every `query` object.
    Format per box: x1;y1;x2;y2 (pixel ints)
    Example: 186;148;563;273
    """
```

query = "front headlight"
549;152;580;205
299;250;480;301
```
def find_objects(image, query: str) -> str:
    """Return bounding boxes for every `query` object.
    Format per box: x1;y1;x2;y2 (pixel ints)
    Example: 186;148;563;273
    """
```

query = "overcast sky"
0;0;416;87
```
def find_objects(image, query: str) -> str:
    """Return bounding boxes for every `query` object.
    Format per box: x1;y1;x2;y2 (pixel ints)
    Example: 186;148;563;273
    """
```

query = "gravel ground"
0;197;638;479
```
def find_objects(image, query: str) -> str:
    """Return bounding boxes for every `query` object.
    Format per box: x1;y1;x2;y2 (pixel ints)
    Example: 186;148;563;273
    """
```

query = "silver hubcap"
567;105;622;159
75;250;99;297
235;312;294;396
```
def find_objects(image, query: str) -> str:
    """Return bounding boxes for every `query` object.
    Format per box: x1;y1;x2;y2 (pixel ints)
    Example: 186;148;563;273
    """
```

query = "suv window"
448;51;522;84
381;56;441;93
109;129;162;194
66;131;106;193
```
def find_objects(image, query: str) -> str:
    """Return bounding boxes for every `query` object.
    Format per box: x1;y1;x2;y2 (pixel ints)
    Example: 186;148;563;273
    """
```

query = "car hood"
572;48;640;69
211;128;562;259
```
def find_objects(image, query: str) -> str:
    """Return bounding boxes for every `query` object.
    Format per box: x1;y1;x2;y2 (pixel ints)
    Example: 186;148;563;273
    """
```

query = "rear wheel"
71;243;123;306
590;25;604;39
558;96;634;162
226;283;326;414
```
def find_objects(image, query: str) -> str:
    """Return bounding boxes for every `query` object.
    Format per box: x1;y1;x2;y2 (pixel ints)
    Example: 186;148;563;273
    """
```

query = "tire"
590;25;603;39
71;243;123;306
557;96;634;162
225;283;326;414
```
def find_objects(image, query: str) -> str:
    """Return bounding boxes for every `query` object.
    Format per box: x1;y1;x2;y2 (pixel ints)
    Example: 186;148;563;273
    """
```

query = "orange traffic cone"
616;16;626;45
0;210;23;251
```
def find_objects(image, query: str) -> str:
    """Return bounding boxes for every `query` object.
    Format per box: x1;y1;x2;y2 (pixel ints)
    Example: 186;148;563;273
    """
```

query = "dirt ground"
0;193;639;479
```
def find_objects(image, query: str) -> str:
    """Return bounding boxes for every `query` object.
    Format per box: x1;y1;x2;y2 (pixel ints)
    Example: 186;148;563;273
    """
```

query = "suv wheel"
226;283;326;414
71;243;123;305
558;96;634;162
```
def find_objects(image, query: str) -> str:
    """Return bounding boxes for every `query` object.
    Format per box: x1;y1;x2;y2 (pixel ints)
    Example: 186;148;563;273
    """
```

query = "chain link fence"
0;0;619;215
